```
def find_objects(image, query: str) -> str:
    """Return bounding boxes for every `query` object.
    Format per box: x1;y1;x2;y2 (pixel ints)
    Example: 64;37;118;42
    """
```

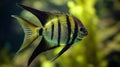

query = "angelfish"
12;4;88;67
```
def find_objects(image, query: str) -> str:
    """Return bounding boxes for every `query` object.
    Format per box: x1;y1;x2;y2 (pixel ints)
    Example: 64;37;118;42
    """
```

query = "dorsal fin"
17;4;59;26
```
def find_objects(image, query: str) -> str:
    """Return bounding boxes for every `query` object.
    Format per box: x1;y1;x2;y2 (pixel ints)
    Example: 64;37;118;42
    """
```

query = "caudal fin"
12;15;40;53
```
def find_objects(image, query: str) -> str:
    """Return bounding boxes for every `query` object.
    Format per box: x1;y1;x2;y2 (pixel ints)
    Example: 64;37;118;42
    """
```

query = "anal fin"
28;37;59;67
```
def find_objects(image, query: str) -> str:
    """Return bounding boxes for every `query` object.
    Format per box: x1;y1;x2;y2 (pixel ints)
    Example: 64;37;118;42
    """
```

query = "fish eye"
80;27;85;31
79;27;88;36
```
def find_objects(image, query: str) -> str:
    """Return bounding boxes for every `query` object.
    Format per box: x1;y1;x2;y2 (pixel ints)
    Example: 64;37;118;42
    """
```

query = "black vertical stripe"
51;23;54;40
70;18;78;44
66;15;71;44
39;28;43;35
58;19;61;45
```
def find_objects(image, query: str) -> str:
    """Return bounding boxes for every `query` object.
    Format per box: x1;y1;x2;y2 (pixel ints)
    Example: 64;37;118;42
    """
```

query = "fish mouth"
82;30;88;36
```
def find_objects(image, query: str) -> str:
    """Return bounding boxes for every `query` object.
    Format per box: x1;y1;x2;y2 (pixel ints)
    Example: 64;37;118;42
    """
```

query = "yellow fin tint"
12;15;40;53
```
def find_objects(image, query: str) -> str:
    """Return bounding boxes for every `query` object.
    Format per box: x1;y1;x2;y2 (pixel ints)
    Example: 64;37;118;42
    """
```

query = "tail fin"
12;15;40;53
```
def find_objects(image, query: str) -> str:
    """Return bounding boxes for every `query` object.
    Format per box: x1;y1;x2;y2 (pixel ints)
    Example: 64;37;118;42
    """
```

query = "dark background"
0;0;23;53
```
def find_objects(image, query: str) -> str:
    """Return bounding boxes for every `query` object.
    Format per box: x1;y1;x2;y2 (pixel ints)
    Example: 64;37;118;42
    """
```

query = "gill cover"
12;15;40;53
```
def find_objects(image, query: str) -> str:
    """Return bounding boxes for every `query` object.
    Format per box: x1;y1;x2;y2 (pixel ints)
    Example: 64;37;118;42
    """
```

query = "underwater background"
0;0;120;67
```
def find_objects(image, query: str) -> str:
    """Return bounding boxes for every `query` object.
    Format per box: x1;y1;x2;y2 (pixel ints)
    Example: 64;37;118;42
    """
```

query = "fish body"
43;15;74;46
43;14;87;45
12;4;88;67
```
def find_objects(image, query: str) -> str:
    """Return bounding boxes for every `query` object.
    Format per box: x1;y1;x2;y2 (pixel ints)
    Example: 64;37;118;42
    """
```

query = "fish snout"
84;30;88;36
80;27;88;36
